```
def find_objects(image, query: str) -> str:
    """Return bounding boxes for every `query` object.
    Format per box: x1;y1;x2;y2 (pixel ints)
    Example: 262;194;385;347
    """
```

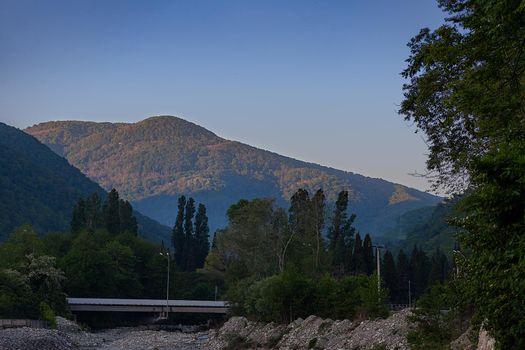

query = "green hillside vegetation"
0;217;216;327
399;200;458;254
26;116;441;236
0;190;212;326
0;122;170;243
0;183;448;328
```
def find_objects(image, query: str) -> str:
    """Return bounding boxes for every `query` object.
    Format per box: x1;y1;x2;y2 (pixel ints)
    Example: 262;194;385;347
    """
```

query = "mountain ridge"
26;116;442;236
0;122;171;242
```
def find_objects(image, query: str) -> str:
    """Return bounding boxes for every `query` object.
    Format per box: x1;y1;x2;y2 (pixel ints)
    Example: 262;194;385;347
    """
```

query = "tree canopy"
401;0;525;347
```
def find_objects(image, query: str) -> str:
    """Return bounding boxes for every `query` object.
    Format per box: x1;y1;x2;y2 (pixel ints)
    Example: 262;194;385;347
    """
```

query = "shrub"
39;302;56;328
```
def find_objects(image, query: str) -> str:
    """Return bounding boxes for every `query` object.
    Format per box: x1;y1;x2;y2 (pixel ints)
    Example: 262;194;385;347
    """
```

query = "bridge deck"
67;298;228;314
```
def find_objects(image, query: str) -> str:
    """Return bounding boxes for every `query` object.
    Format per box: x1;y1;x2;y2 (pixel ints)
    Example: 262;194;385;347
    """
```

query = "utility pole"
408;280;411;308
372;245;384;295
160;251;170;319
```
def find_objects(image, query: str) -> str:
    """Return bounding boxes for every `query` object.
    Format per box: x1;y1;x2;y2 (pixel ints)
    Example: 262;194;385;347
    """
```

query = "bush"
231;271;390;323
0;269;39;318
407;282;471;350
39;302;56;328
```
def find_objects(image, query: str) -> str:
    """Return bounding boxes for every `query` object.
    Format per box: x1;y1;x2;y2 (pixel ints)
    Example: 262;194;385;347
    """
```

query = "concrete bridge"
67;298;229;315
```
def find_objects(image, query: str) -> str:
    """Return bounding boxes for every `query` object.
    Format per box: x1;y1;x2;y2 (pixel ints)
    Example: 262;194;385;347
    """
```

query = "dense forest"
0;122;171;243
202;188;451;323
0;186;449;330
0;189;215;327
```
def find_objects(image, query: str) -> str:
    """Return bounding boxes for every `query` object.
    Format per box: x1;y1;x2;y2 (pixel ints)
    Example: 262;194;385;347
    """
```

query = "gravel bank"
0;317;210;350
207;309;413;350
1;311;413;350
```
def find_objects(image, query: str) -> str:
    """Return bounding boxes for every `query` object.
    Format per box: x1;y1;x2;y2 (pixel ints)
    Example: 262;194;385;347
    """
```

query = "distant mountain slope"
0;122;170;242
26;116;442;236
399;200;459;254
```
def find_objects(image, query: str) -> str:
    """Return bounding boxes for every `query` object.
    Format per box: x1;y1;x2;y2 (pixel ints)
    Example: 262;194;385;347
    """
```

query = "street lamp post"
159;252;170;319
408;280;412;308
372;245;384;294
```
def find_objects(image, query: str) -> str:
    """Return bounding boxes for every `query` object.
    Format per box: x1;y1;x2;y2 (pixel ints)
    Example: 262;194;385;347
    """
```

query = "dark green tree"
381;250;397;303
352;233;365;275
103;189;120;234
119;200;137;235
409;246;430;300
172;195;186;267
84;193;102;232
396;249;410;304
288;189;322;275
362;234;374;276
311;189;326;272
289;189;311;242
70;198;86;233
194;203;210;269
328;190;355;276
183;197;196;271
401;2;525;343
428;248;450;286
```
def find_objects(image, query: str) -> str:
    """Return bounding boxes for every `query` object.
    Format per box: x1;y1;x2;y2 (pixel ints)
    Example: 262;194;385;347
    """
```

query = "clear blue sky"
0;0;446;192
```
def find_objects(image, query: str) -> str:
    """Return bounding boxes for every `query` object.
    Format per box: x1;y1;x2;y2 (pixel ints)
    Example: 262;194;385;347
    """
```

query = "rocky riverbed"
207;309;413;350
0;317;211;350
0;311;413;350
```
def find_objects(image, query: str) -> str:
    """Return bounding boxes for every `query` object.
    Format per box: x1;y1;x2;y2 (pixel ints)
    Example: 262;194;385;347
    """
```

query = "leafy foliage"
0;226;67;320
202;189;438;323
407;282;472;350
236;271;388;323
401;0;525;346
456;140;525;348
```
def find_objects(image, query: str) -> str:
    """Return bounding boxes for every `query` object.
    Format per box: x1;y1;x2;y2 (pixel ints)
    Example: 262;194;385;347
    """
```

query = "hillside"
26;116;442;236
398;199;459;254
0;122;170;242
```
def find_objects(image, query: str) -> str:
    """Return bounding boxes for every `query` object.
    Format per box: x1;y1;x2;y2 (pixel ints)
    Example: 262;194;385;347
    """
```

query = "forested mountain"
26;116;442;236
0;122;170;242
397;200;459;254
381;199;459;255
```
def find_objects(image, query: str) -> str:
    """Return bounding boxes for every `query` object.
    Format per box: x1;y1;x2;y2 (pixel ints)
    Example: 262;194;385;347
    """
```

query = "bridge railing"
0;319;47;329
67;298;229;314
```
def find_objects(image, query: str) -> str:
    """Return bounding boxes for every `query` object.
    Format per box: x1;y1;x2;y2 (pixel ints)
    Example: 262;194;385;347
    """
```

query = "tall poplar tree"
328;190;355;276
183;198;196;270
104;189;120;234
352;233;365;275
71;198;86;233
288;189;314;273
84;193;102;233
363;234;374;276
119;200;137;235
381;250;397;303
428;248;450;286
172;196;186;267
396;249;410;304
194;203;210;269
311;189;325;272
409;246;430;299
